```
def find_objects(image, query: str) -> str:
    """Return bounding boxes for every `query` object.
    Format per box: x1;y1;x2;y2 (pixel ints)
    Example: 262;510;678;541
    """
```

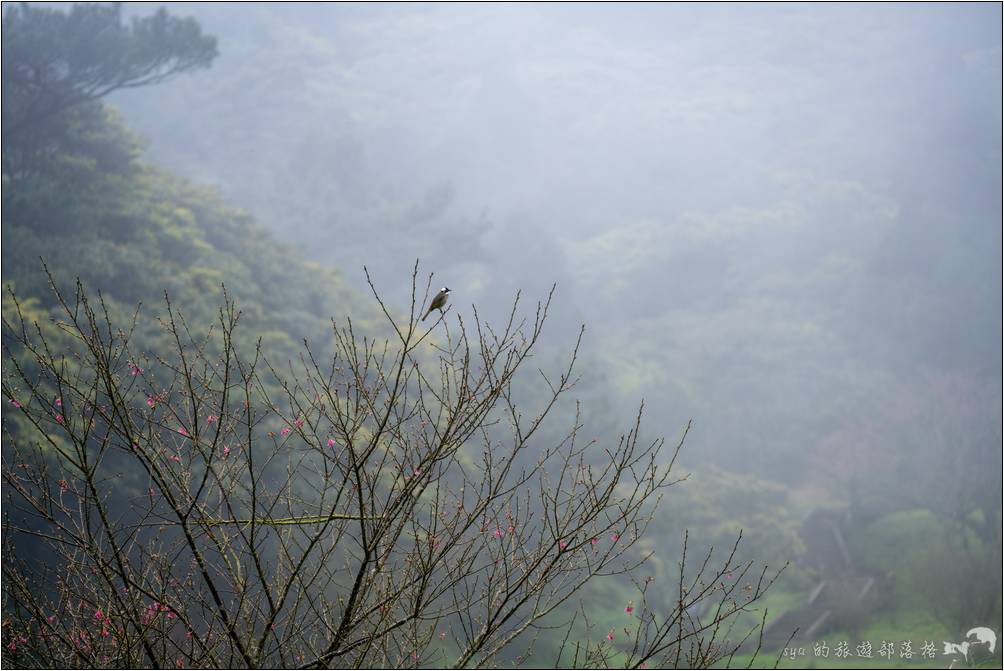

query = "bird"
422;287;450;321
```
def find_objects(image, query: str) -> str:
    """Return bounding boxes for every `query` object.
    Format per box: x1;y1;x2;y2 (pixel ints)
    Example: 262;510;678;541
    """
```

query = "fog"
112;2;1002;473
5;2;1001;664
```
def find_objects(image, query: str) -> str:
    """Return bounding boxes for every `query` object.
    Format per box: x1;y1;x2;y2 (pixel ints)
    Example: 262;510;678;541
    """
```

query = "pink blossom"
611;533;621;542
94;609;103;620
47;615;56;623
625;603;634;613
606;630;614;641
591;537;598;545
10;398;21;409
55;413;64;424
177;427;189;437
280;427;291;437
493;528;504;538
147;397;155;408
327;439;336;448
186;630;193;639
169;455;182;464
58;479;68;493
222;446;231;458
128;362;143;376
293;418;304;428
559;540;568;550
55;397;62;407
206;414;217;424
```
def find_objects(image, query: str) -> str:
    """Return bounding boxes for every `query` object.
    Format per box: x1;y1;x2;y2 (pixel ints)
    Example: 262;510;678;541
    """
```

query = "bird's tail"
421;309;431;322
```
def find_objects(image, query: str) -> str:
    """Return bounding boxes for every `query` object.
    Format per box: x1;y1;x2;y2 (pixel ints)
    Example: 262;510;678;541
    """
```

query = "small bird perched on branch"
422;287;450;321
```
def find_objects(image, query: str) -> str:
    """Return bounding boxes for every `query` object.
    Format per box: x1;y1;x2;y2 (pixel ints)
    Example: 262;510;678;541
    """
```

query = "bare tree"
2;265;781;668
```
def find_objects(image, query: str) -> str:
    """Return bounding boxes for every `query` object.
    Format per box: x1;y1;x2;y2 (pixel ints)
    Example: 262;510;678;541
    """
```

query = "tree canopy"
1;2;217;168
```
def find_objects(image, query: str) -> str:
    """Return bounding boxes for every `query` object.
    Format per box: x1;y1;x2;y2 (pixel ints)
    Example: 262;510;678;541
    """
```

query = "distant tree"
1;3;216;171
1;266;780;669
807;373;1002;635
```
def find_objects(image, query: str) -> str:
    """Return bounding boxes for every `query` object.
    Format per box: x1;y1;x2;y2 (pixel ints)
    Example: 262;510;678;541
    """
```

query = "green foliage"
653;466;807;577
852;509;1003;637
1;7;379;457
2;2;217;144
3;99;378;367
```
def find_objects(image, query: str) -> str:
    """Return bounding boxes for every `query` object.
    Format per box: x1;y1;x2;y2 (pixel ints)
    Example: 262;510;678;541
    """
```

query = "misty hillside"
1;106;380;364
2;4;1001;669
110;3;1002;476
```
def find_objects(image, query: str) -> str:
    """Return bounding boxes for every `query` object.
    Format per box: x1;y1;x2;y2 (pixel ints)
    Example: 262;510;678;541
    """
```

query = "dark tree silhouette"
2;2;216;173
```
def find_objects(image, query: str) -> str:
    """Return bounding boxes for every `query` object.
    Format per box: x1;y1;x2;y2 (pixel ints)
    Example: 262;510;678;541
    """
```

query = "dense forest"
2;3;1001;669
